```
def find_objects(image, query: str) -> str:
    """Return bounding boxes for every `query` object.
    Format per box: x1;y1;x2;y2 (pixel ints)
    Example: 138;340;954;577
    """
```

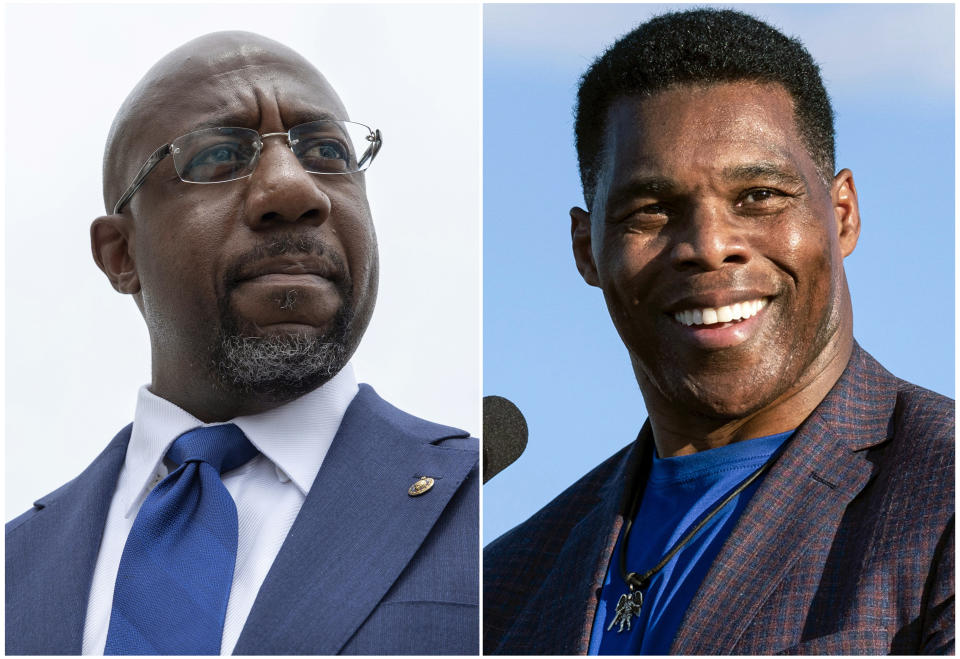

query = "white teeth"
673;298;768;327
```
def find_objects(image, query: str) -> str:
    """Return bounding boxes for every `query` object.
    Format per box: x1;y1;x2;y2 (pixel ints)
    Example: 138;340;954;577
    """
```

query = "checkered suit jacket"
484;344;954;654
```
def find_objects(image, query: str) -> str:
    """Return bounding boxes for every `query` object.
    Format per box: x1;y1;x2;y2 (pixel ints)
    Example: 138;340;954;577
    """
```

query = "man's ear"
831;168;861;258
571;206;600;287
91;214;140;294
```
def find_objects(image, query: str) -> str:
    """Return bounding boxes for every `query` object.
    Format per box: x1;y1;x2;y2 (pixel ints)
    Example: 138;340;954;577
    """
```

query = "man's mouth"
235;256;341;285
672;297;769;327
225;234;349;290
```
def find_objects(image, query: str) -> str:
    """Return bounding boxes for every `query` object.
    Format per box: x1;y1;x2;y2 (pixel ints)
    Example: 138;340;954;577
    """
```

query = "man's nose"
669;202;750;271
243;140;332;227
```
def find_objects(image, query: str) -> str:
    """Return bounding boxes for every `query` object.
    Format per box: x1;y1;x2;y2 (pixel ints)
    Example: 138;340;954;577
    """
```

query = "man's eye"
296;138;352;172
614;203;670;230
180;142;252;181
191;145;243;166
630;202;669;217
738;189;778;205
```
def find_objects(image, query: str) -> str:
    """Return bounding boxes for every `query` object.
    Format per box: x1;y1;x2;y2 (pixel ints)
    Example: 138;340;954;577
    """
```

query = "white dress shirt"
81;364;359;655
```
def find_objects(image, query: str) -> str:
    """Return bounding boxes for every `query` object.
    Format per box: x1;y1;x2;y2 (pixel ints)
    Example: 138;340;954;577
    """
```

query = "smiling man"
484;9;953;655
6;32;478;655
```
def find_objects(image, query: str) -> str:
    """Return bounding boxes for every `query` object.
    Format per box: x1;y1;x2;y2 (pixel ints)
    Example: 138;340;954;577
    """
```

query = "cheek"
774;219;843;346
795;218;839;281
133;215;228;312
329;193;377;281
601;228;663;288
784;225;804;255
597;236;660;328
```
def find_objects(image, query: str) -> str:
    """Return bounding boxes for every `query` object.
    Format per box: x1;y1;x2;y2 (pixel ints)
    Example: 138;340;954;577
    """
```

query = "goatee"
211;234;354;401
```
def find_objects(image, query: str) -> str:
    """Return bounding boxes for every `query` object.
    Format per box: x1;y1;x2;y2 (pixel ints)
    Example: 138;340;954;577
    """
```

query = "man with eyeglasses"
6;31;478;655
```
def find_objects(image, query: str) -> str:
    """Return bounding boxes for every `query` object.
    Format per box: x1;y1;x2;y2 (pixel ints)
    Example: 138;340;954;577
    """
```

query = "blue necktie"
104;424;258;655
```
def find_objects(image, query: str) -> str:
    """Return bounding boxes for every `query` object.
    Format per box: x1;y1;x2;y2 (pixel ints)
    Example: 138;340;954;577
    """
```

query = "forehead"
600;82;811;185
134;43;348;142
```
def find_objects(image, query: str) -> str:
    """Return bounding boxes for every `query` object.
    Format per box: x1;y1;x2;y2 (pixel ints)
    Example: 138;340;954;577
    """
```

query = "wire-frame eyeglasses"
113;119;383;214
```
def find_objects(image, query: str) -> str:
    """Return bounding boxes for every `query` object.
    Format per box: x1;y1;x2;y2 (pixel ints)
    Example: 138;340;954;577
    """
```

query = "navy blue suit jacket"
7;384;479;655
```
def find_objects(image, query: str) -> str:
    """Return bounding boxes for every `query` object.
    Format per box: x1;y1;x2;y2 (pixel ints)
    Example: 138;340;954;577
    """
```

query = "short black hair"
574;9;835;208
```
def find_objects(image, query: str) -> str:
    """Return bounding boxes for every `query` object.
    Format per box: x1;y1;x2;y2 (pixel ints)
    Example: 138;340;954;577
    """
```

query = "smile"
672;297;769;326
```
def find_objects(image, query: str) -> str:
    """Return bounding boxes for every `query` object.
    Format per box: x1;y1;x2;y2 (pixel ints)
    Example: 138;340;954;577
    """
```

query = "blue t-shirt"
589;431;793;655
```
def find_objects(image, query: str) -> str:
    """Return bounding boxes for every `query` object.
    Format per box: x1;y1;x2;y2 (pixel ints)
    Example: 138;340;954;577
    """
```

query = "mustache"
223;233;348;288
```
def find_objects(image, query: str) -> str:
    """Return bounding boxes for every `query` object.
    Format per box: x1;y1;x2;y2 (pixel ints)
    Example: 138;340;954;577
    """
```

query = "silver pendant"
607;589;643;633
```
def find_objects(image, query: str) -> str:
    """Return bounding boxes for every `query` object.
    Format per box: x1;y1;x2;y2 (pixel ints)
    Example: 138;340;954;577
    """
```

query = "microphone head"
483;395;528;483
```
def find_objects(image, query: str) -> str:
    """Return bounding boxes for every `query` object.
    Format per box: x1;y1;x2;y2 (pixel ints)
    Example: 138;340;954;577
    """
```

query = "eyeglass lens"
169;120;375;183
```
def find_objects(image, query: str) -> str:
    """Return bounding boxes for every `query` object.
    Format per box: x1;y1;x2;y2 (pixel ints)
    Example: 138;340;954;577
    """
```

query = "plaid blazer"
484;344;954;654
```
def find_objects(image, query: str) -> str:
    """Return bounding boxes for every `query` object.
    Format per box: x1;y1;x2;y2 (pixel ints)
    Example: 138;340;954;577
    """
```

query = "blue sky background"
483;4;955;543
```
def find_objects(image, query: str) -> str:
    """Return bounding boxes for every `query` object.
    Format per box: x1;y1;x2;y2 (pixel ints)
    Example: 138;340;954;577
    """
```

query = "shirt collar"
122;363;359;518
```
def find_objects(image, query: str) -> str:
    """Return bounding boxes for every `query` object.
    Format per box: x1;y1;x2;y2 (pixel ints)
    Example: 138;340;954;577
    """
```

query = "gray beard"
210;234;354;402
213;330;349;401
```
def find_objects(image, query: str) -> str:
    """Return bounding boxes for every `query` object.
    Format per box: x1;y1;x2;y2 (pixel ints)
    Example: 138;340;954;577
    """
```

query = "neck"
149;359;303;422
148;380;287;422
642;333;854;458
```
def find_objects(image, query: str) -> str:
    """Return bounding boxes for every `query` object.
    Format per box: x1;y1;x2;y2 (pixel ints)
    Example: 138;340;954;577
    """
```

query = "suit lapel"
235;385;476;655
5;427;129;654
672;345;896;654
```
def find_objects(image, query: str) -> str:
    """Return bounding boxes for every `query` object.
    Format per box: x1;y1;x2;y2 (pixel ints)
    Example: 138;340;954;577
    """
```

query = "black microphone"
483;395;528;483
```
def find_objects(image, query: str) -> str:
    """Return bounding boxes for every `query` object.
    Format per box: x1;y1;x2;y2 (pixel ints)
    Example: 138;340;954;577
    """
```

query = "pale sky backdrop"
5;4;481;519
484;4;954;543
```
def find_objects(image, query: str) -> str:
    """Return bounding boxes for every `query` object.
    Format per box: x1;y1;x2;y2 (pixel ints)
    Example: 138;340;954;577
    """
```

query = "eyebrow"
185;110;342;134
284;109;343;126
187;113;257;133
606;176;679;209
721;162;807;189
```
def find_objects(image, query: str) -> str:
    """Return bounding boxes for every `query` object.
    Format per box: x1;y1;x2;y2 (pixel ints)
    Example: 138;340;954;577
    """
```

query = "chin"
661;367;790;421
210;292;356;401
682;389;771;421
212;331;349;400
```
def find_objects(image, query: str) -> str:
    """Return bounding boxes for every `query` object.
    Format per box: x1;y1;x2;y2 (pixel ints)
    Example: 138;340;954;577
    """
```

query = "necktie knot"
166;423;258;475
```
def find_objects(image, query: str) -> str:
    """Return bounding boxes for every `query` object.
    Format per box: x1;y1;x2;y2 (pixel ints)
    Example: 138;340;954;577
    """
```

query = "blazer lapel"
5;426;129;654
235;385;477;655
672;345;895;654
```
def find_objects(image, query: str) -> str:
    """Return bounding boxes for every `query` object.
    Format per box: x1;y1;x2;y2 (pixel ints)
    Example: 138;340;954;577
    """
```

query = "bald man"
6;32;479;655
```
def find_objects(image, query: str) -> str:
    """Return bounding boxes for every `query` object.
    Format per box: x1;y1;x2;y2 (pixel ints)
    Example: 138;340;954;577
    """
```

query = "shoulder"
6;426;131;537
484;442;631;585
487;447;618;542
351;383;476;452
883;379;954;492
840;345;952;467
6;506;42;535
870;373;955;486
892;379;954;445
836;348;953;512
5;474;81;534
483;443;634;653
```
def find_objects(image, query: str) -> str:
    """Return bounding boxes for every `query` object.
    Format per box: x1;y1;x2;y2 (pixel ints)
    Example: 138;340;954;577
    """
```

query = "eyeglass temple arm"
357;129;383;170
113;144;173;214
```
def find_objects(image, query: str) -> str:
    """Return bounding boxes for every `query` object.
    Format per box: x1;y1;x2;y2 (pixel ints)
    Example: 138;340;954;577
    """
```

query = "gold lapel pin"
408;476;435;496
